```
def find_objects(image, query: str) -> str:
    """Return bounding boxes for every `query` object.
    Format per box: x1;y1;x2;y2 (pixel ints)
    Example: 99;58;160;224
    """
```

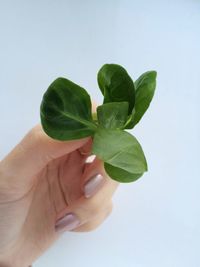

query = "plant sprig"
40;64;157;183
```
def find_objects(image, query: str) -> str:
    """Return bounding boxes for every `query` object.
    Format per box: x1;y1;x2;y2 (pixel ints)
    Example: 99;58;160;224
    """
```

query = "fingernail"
84;173;105;198
85;154;96;163
55;213;80;232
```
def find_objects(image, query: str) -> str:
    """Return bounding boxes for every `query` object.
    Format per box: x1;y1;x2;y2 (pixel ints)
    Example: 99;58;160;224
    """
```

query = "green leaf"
40;77;96;141
104;163;143;183
125;71;157;129
40;64;156;184
97;64;135;114
97;102;129;129
92;128;147;182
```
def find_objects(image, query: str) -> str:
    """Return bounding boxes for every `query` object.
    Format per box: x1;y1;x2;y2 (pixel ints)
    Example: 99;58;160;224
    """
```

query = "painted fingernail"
55;213;80;232
85;154;96;163
84;173;105;198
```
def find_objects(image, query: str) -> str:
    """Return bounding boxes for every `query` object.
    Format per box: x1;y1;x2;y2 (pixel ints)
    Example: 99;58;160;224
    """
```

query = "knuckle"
28;125;44;144
27;125;53;162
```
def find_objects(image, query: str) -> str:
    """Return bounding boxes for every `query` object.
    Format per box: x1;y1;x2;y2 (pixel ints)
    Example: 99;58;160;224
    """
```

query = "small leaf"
97;64;135;114
97;102;129;129
92;128;147;182
104;163;143;183
40;77;96;140
125;71;157;129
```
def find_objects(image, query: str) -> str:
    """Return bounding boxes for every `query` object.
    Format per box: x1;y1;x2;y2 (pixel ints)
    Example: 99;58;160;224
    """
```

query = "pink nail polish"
84;173;105;198
55;213;80;232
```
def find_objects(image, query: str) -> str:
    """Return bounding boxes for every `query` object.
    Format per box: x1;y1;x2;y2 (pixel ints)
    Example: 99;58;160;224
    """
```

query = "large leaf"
125;71;157;129
104;163;143;183
92;128;147;182
97;64;135;114
40;77;96;140
97;102;129;129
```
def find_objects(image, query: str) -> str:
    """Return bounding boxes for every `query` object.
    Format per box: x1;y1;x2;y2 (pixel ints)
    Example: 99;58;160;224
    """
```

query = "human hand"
0;124;118;267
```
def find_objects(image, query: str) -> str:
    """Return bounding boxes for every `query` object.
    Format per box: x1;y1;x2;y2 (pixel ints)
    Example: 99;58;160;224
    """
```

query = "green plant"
40;64;157;183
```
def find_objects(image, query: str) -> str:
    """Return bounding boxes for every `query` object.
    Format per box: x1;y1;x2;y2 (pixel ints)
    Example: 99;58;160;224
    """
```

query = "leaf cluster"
40;64;157;182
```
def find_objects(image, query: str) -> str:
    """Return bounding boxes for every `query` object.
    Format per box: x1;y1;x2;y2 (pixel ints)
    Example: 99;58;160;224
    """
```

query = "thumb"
0;124;90;191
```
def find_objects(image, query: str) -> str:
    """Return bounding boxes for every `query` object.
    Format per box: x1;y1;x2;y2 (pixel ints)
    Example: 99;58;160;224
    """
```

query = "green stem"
92;112;97;121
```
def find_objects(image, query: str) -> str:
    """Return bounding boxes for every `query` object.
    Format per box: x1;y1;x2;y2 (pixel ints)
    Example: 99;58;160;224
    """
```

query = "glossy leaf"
97;102;129;129
125;71;157;129
40;77;96;141
97;64;135;114
104;163;143;183
92;128;147;182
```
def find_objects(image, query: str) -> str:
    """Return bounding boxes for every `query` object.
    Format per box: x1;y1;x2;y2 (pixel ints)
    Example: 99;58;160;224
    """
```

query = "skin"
0;124;118;267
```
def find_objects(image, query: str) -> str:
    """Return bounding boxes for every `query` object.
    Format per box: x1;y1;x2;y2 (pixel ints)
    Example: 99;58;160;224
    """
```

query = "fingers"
55;157;119;233
55;201;113;233
0;125;90;192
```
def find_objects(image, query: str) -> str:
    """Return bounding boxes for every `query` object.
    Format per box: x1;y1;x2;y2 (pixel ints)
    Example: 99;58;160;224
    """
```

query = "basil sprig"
40;64;157;183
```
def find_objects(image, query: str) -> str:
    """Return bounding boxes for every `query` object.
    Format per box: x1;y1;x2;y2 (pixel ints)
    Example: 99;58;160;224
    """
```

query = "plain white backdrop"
0;1;200;266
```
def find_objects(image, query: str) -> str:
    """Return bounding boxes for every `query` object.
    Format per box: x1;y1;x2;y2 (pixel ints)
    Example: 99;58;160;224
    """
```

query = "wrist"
0;242;33;267
0;258;32;267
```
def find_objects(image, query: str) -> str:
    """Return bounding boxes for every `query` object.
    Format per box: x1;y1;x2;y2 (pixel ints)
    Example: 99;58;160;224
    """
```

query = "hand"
0;125;118;267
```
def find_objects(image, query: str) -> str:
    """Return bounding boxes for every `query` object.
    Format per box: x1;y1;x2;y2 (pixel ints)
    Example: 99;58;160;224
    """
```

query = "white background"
0;1;200;266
